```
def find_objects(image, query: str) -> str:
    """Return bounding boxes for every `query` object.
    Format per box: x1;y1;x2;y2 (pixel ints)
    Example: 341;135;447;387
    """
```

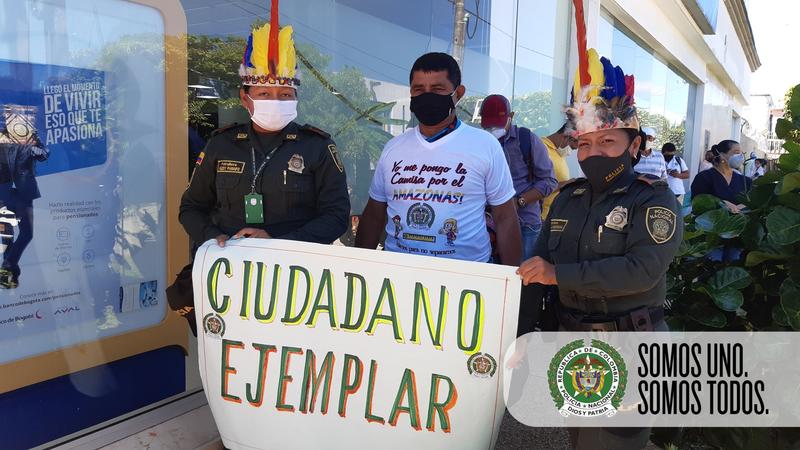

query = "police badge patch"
646;207;677;244
467;353;497;378
288;154;305;173
328;144;344;173
605;206;628;231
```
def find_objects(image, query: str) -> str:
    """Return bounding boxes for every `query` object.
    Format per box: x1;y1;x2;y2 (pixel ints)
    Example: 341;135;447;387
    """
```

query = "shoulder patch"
562;177;588;190
300;124;331;139
211;122;245;137
646;206;677;244
328;144;344;173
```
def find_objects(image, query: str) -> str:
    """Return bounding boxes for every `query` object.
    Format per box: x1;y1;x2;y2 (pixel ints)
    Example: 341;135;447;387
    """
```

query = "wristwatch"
516;196;527;208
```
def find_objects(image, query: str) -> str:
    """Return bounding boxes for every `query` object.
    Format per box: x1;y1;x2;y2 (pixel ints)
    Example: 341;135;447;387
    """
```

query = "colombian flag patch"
195;151;205;166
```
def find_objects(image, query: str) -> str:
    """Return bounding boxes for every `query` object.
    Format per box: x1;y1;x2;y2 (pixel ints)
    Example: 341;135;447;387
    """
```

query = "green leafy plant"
658;84;800;449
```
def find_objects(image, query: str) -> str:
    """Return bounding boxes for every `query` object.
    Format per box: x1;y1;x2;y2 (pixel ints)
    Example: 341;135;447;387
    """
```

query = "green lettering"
365;278;404;342
282;266;313;325
245;343;277;407
340;272;368;331
207;258;232;314
305;269;338;329
410;284;448;349
299;350;336;414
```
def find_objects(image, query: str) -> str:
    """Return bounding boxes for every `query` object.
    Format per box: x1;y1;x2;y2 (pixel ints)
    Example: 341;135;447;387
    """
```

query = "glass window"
598;11;693;154
0;0;168;362
181;0;569;215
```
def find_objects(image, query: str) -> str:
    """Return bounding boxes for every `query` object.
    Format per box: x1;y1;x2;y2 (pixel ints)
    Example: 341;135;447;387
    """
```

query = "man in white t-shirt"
661;143;689;204
633;127;667;178
355;52;521;265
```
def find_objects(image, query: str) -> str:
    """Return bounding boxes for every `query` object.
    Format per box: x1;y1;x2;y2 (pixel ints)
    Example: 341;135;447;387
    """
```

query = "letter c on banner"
207;257;233;314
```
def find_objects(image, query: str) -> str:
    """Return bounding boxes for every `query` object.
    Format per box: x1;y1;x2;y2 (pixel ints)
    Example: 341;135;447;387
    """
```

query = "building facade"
0;0;759;447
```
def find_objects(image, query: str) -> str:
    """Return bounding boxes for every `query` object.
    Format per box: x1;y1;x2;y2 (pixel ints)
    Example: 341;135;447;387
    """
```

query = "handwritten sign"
194;239;520;449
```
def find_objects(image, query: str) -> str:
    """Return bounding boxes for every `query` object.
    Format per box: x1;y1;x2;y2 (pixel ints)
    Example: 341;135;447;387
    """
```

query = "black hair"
242;85;250;93
557;123;567;134
635;128;647;149
409;52;461;88
661;142;677;153
710;139;739;156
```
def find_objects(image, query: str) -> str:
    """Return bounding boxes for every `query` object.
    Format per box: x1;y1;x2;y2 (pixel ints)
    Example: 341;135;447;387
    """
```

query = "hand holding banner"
193;239;520;449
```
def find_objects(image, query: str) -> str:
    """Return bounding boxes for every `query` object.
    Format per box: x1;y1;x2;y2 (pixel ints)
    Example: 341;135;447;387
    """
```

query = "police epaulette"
562;177;588;190
636;174;668;188
211;122;245;137
300;124;331;139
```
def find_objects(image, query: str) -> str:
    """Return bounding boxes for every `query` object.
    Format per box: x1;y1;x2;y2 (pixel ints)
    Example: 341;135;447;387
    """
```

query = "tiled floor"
101;405;221;450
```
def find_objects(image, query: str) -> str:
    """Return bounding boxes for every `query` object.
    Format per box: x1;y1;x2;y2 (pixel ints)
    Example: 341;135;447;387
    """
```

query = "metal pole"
452;0;467;67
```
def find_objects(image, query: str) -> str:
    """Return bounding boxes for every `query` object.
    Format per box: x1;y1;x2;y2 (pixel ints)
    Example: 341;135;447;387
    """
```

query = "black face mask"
664;153;675;162
579;147;634;193
410;91;456;126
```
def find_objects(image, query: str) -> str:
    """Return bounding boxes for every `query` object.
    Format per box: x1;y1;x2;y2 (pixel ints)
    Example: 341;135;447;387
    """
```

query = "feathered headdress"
565;0;638;137
239;0;300;88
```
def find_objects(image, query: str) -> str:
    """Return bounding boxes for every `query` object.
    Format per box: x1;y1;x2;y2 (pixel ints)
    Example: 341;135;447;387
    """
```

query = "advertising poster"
0;59;165;364
194;239;521;449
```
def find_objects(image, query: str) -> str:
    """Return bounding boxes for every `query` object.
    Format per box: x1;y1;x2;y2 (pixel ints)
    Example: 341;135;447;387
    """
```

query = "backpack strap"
518;126;533;182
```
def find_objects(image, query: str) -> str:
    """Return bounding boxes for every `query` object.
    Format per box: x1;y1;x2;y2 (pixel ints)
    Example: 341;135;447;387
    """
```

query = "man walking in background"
479;94;556;259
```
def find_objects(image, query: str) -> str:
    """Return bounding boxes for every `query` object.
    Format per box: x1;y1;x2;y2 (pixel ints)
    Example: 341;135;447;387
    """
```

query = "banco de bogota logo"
548;339;627;417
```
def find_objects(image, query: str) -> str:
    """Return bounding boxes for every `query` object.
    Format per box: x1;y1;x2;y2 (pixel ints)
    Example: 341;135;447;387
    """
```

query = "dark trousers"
3;205;33;275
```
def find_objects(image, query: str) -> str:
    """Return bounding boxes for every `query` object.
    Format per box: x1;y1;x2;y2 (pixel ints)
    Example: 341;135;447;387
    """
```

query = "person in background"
743;151;757;178
699;150;714;172
356;52;522;266
633;126;667;178
479;94;556;259
690;139;751;214
540;123;577;220
753;158;767;179
662;142;689;203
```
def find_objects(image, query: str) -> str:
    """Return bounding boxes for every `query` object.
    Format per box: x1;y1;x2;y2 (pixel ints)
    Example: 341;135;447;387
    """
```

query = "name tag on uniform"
244;194;264;224
217;160;245;174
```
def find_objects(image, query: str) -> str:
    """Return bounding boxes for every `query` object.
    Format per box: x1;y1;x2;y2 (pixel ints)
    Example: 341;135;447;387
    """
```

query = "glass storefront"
1;1;575;446
598;11;694;156
181;0;573;214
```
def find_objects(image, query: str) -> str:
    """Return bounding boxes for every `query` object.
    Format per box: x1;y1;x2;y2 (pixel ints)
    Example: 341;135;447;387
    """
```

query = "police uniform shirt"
533;169;682;314
179;121;350;245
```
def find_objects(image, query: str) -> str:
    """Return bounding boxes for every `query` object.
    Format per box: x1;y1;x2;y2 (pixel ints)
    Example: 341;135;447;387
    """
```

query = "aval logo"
548;339;627;417
54;305;80;315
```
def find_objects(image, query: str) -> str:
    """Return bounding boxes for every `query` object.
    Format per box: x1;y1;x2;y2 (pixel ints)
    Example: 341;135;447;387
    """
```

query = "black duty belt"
557;305;665;331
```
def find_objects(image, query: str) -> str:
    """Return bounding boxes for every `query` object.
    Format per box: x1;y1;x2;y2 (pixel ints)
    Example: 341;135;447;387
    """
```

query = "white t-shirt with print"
665;156;689;195
369;124;515;262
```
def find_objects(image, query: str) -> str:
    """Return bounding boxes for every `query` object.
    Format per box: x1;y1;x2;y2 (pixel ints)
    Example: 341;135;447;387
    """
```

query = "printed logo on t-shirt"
406;202;435;230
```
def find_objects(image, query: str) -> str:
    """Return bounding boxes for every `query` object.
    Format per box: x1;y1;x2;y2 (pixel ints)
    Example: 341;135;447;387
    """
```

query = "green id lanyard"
245;145;280;224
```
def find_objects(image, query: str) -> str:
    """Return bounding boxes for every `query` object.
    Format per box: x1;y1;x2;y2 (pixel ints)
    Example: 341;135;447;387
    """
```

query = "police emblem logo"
646;206;677;244
236;132;249;140
604;206;628;231
203;313;225;338
288;154;305;174
406;203;435;230
467;353;497;378
548;339;627;417
328;144;344;173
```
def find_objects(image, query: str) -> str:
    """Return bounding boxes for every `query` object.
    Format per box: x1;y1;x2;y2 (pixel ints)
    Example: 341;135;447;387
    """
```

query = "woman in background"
690;139;751;213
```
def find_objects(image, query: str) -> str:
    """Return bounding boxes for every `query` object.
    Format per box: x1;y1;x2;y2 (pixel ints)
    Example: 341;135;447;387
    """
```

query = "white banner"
194;239;521;450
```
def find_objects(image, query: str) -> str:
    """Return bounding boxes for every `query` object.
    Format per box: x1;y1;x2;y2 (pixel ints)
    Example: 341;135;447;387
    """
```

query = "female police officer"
179;8;349;249
516;46;682;449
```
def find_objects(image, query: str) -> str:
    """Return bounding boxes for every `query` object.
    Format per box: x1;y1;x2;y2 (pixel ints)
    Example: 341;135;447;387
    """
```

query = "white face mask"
488;128;507;139
247;96;298;131
556;146;571;157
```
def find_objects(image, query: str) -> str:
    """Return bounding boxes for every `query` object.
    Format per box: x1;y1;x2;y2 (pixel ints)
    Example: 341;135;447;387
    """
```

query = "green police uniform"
179;121;350;246
531;170;681;332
